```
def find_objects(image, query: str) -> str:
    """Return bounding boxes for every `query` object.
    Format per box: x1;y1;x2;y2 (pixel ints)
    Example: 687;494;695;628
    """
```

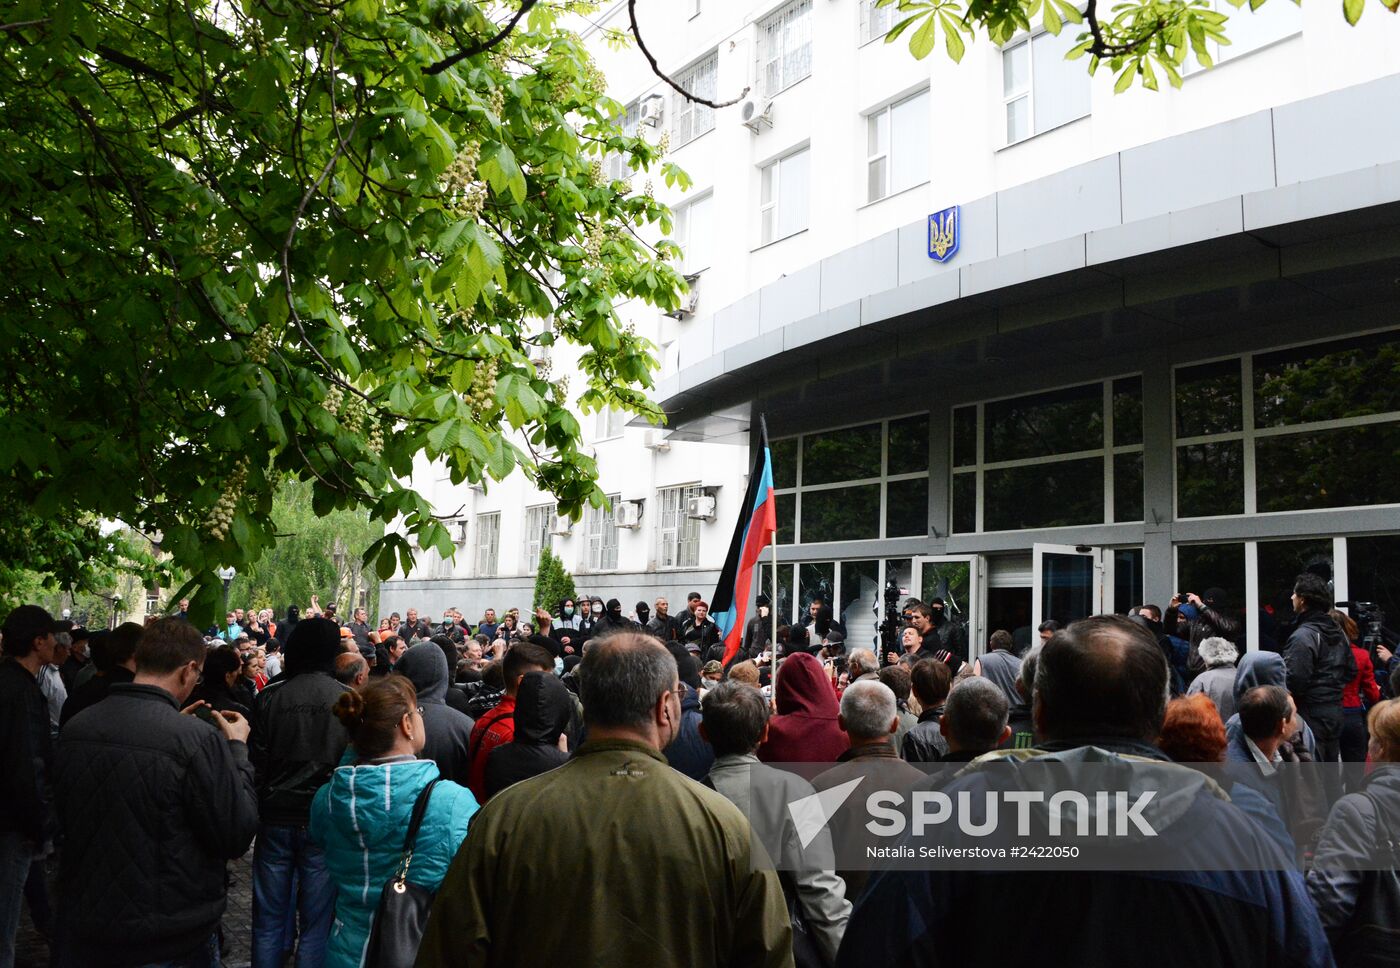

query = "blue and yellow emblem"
927;205;960;263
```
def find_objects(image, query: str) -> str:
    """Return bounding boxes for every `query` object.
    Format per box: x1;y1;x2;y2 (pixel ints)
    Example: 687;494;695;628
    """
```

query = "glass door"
914;556;981;659
1032;544;1103;631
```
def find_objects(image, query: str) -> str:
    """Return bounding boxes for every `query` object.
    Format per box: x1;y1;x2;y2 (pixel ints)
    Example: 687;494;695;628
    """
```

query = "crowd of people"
0;568;1395;967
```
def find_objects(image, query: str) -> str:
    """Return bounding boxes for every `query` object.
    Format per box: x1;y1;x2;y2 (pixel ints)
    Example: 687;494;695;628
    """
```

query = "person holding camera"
1166;588;1242;675
1284;573;1356;767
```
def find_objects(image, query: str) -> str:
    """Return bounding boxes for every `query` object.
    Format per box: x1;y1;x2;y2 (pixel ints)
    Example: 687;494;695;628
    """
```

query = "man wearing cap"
741;594;773;661
0;605;59;967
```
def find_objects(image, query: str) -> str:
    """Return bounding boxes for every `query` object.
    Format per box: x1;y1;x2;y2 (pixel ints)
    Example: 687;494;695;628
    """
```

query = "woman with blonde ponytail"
309;677;478;967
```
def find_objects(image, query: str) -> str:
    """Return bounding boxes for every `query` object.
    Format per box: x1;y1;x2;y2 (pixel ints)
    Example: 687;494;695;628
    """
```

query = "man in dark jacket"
644;597;683;643
902;656;953;762
1283;573;1354;766
837;615;1331;968
0;605;59;968
593;598;636;638
58;625;90;692
53;618;258;968
1167;588;1243;674
664;656;714;781
249;618;348;968
395;642;475;785
59;621;142;727
484;671;572;799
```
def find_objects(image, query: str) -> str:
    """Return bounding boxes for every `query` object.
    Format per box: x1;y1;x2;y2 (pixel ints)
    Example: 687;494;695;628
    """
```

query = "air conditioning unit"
453;520;470;544
685;494;717;521
642;430;671;452
665;277;701;320
469;482;486;494
550;514;574;536
739;96;773;133
616;500;643;528
640;94;665;127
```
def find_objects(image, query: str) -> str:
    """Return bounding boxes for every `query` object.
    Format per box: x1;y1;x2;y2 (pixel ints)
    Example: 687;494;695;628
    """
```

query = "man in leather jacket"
1166;587;1243;674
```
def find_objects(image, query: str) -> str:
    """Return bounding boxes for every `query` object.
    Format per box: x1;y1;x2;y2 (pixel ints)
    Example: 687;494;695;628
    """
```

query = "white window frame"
1171;327;1400;521
950;377;1144;534
758;0;814;97
772;413;931;546
860;0;897;44
585;494;621;571
865;89;930;203
474;512;500;578
672;52;718;147
674;191;714;273
657;484;704;569
603;100;642;183
759;147;809;246
523;503;555;574
1000;27;1091;147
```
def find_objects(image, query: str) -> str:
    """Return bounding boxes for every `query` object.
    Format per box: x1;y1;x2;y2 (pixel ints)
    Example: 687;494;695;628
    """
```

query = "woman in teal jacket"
310;675;478;968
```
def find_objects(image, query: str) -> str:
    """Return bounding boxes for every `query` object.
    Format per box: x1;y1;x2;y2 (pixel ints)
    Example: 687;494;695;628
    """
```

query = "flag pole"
771;530;778;652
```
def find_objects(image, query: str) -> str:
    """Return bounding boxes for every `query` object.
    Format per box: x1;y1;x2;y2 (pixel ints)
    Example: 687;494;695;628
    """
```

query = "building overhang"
656;72;1400;440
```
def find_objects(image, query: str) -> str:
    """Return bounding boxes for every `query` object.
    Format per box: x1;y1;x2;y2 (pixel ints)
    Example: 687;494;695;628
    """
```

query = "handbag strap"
392;778;441;887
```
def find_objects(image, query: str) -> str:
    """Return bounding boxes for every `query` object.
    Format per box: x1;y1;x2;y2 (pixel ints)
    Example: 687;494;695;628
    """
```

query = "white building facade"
384;0;1400;648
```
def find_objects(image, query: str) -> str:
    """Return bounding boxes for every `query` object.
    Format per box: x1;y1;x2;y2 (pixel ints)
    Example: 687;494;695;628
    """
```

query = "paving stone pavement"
15;848;255;968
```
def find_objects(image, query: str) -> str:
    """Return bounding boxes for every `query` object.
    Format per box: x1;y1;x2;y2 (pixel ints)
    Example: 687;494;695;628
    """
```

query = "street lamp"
217;566;237;615
110;593;123;630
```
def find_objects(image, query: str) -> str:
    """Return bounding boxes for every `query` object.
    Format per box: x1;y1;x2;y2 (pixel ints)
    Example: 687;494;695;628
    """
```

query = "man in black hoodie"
483;670;572;800
395;641;475;784
1283;572;1355;766
249;618;348;968
594;598;636;638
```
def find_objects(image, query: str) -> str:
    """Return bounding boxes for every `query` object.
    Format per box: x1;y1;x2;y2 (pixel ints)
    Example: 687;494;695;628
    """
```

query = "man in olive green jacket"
416;632;793;968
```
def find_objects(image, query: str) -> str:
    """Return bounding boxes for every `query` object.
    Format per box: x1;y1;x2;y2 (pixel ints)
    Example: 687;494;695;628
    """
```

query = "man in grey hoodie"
394;643;475;785
703;682;850;964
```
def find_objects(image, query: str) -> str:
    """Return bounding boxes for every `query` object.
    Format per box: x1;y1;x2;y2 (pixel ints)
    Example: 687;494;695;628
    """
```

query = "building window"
860;0;897;43
674;192;714;273
603;100;642;183
523;503;555;573
759;147;810;245
672;53;717;146
474;513;500;578
1001;28;1091;145
1185;0;1301;71
585;494;621;570
866;89;930;202
758;0;813;96
594;406;624;441
1174;329;1400;519
951;377;1144;533
771;414;929;545
658;484;704;568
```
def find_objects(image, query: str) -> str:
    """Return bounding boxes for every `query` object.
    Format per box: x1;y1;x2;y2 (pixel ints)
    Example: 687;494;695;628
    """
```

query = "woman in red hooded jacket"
756;652;847;763
1334;609;1381;764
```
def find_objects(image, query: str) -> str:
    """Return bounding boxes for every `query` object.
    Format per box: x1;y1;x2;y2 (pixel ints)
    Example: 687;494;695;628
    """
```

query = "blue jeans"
0;831;34;968
251;823;334;968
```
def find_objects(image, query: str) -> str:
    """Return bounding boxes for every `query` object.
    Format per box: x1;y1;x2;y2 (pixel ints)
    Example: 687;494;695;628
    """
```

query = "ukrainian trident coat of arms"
927;205;960;263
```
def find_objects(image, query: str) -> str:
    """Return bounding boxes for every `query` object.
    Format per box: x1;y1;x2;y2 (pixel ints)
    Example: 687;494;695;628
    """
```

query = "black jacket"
250;670;348;824
0;658;54;842
484;671;572;800
54;684;258;964
1284;611;1355;729
1168;602;1244;673
395;643;475;786
645;614;682;643
60;665;135;727
186;679;251;720
681;617;719;652
901;705;948;763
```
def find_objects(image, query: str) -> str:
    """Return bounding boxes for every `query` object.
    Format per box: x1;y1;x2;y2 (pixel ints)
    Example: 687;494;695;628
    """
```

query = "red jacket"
1343;645;1380;709
757;653;847;764
467;696;517;801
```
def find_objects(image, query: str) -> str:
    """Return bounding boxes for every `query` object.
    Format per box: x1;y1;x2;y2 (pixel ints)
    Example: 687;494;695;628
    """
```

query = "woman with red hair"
1159;693;1295;862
